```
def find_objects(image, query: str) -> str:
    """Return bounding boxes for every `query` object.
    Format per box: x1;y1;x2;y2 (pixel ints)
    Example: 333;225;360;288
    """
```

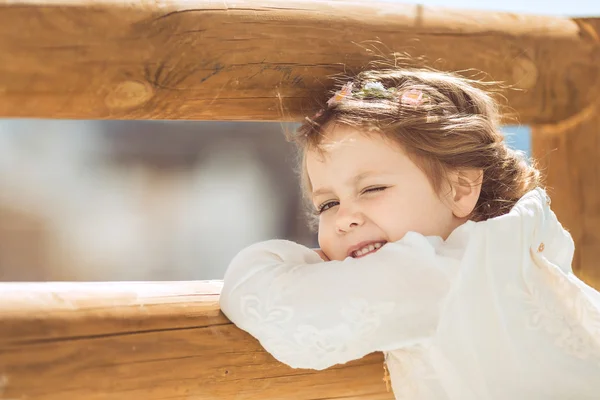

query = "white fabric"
220;188;600;399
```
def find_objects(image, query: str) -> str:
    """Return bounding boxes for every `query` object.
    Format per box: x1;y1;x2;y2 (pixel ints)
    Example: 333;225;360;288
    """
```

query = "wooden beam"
0;1;599;123
0;281;393;400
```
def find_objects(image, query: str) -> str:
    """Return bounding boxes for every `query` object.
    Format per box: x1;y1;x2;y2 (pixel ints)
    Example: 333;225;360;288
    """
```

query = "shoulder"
479;187;551;230
478;187;574;273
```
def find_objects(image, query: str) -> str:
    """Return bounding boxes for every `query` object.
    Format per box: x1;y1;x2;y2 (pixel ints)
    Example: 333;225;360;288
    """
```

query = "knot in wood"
105;80;154;110
511;56;539;90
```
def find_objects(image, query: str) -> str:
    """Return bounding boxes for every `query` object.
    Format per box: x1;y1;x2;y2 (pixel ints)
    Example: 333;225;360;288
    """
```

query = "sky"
388;0;599;17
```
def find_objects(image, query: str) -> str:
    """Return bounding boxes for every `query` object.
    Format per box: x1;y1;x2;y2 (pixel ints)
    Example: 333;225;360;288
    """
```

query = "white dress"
219;188;600;399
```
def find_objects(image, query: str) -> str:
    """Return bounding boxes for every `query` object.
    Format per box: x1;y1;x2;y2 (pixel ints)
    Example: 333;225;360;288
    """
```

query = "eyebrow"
311;171;384;198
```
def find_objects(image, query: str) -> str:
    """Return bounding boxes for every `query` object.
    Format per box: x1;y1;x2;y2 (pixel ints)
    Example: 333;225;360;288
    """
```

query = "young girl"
219;67;600;399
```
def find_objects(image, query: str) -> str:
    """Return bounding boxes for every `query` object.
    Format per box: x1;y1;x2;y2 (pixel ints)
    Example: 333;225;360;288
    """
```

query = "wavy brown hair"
288;67;541;224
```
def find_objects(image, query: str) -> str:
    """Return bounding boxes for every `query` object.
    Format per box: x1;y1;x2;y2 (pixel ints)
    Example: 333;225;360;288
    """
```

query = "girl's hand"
313;248;330;261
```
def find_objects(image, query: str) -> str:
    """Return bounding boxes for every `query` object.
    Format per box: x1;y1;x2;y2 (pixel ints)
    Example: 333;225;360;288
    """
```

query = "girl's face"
306;124;463;261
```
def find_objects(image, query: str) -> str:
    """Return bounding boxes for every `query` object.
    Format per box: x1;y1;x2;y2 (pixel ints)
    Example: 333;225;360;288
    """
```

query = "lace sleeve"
219;234;458;370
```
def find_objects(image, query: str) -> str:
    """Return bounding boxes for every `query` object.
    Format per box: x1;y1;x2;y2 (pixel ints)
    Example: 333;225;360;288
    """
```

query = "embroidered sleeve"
219;234;457;370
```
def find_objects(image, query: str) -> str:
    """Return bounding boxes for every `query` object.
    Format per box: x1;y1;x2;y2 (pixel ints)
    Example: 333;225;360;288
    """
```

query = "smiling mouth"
350;241;387;258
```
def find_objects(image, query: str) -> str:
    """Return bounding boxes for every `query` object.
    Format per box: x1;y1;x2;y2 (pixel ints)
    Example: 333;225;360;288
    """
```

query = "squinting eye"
318;200;339;214
363;186;387;194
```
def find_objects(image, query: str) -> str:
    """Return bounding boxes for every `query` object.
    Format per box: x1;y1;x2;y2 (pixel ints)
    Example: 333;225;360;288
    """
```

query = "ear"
448;169;483;219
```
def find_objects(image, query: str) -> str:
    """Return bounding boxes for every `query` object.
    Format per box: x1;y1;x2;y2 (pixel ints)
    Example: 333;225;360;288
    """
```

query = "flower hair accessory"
326;80;403;107
324;81;429;112
355;81;397;99
327;82;354;107
400;89;425;107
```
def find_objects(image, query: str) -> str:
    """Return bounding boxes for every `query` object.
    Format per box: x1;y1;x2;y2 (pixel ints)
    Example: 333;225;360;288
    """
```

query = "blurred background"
0;0;597;282
0;121;528;281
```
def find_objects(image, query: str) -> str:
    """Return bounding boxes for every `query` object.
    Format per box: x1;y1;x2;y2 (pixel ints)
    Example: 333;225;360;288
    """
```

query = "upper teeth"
353;242;383;257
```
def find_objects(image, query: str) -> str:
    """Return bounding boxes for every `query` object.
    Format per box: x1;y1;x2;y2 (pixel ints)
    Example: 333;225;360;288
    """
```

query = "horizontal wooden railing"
0;281;393;399
0;0;598;123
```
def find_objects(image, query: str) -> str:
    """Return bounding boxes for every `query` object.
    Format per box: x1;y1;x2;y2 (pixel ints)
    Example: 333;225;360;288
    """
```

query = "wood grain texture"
0;1;598;122
531;100;600;291
0;281;394;400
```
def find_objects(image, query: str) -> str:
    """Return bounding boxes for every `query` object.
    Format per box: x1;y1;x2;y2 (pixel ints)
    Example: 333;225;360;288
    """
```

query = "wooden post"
531;102;600;289
531;18;600;290
0;281;393;400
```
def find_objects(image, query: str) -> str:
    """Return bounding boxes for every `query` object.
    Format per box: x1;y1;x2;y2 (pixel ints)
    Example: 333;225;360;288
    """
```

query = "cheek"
367;190;450;237
317;217;331;249
317;213;343;257
368;199;411;233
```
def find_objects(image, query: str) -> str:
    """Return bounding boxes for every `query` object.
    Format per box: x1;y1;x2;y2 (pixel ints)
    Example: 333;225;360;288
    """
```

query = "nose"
335;205;364;234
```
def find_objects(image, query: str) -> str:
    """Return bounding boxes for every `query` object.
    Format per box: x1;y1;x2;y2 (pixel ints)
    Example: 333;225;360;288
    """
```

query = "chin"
322;251;343;261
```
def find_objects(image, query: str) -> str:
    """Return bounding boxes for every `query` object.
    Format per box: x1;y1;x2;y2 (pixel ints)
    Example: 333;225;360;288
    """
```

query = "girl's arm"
219;233;458;370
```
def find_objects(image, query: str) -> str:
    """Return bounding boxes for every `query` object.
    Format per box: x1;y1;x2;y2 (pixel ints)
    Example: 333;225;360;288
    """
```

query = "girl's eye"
363;186;387;194
318;200;339;214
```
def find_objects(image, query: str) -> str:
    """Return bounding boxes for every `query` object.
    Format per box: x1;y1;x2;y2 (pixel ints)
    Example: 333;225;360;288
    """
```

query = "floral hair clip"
355;81;398;100
400;89;426;107
327;80;402;108
324;81;430;113
327;82;354;107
